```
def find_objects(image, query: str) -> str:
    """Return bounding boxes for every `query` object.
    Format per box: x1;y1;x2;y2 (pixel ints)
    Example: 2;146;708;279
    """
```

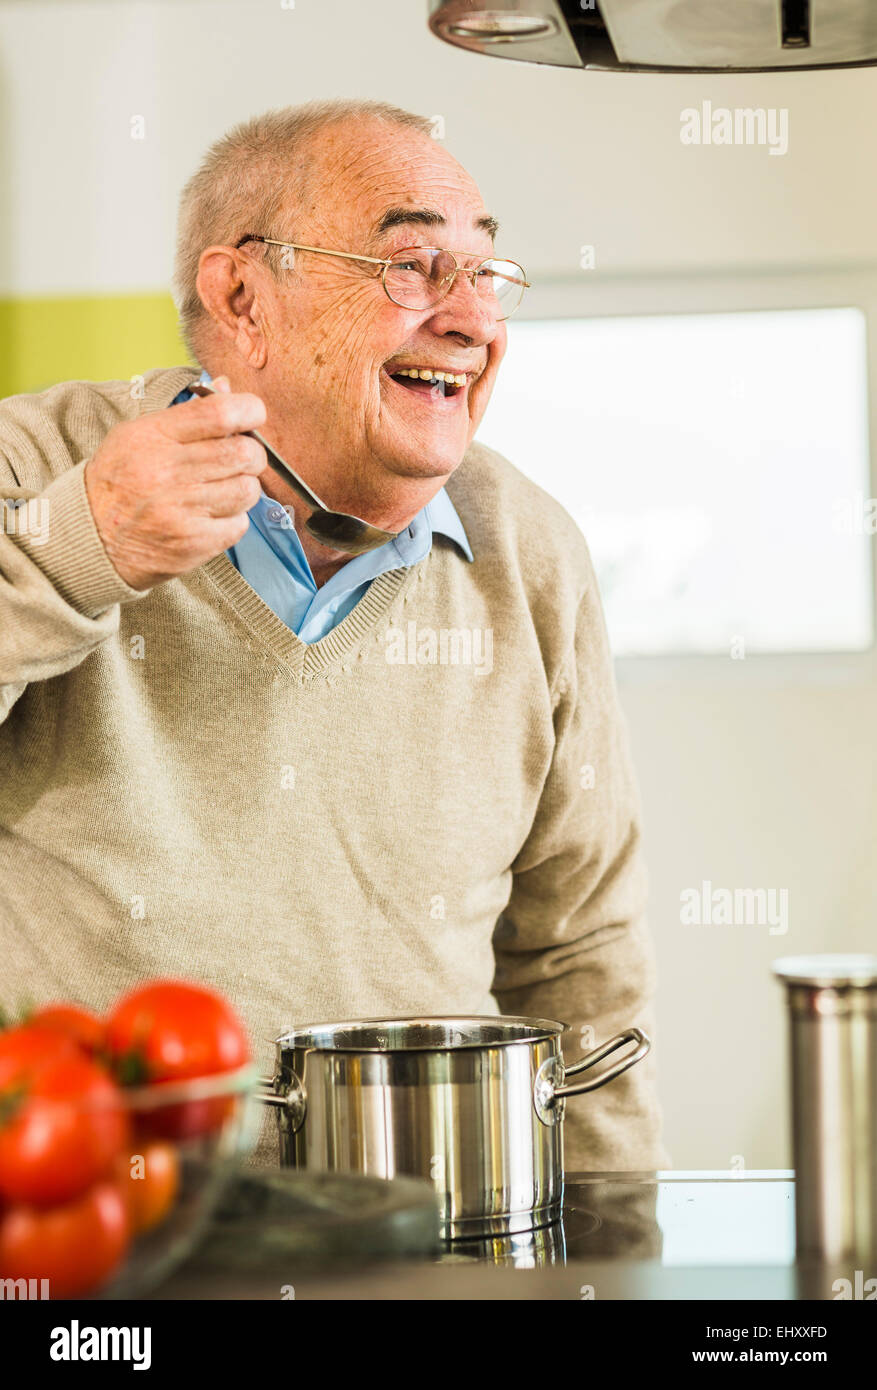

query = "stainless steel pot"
258;1015;650;1240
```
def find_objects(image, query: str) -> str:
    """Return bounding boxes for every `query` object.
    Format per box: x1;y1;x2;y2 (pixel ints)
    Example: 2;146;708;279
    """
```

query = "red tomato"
0;1024;80;1080
106;980;250;1139
116;1142;179;1235
0;1181;129;1298
106;980;250;1081
29;1004;105;1057
0;1045;129;1207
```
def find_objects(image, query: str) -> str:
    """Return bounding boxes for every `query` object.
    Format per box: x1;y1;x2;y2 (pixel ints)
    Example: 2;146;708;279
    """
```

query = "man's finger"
181;435;267;481
163;390;267;444
192;473;263;519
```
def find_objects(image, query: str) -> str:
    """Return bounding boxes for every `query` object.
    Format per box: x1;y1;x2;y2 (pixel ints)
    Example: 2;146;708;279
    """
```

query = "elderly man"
0;98;665;1170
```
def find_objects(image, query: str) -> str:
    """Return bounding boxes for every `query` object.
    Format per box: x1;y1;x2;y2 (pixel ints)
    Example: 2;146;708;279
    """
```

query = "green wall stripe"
0;293;192;398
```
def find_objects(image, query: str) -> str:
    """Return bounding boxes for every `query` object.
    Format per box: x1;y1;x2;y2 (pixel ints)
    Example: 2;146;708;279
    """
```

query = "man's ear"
196;245;267;368
195;246;241;337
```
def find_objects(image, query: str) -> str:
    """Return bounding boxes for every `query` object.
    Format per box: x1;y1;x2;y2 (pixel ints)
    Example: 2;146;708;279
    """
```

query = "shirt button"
268;507;284;522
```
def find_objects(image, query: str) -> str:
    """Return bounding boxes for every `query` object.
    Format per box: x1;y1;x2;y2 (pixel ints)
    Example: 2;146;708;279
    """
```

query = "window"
478;307;873;656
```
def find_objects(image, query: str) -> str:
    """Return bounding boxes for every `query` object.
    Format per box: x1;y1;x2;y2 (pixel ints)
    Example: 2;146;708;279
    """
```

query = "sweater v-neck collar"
143;367;419;679
198;551;414;679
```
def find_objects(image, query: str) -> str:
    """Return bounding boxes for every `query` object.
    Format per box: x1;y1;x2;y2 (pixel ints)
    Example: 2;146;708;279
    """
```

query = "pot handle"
256;1072;306;1131
553;1027;651;1100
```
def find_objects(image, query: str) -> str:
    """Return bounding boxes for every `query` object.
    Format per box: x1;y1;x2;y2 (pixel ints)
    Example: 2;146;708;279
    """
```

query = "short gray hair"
172;99;435;363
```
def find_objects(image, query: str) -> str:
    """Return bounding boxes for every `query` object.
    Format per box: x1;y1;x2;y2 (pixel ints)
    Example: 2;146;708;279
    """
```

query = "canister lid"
772;953;877;987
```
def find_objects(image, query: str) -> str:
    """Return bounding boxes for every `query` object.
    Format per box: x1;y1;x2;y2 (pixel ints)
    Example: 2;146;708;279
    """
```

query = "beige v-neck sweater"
0;366;666;1171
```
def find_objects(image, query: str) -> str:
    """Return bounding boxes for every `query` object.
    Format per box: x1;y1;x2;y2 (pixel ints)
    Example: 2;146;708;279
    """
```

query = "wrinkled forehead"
292;120;498;251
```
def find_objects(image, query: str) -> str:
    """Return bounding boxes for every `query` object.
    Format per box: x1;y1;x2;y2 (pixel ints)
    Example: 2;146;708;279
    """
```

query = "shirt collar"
175;367;473;564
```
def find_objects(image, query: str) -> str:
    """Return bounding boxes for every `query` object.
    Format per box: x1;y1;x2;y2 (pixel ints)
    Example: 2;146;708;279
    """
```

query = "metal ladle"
188;380;401;556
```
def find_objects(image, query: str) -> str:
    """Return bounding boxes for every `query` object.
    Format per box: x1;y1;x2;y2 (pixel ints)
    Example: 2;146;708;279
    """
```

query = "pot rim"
273;1014;569;1054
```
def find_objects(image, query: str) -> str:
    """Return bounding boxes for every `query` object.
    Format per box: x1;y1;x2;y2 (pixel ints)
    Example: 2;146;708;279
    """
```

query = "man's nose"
426;269;499;343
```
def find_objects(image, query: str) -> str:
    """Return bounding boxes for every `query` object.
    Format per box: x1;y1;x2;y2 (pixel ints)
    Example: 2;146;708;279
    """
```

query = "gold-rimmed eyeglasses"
235;234;529;320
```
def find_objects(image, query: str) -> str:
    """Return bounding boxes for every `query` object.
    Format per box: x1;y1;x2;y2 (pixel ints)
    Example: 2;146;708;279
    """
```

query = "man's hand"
84;375;267;591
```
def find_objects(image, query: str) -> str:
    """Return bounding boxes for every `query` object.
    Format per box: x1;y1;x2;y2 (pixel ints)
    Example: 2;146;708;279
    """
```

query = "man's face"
248;120;508;512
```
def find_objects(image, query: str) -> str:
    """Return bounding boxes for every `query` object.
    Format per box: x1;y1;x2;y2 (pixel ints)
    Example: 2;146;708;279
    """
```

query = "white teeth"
391;367;469;385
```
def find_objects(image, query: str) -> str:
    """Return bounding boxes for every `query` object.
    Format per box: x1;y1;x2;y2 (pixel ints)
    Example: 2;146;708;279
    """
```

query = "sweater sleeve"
491;570;669;1174
0;448;153;719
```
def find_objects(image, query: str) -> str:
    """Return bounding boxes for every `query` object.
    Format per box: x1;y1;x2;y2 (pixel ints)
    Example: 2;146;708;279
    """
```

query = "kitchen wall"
2;0;875;1168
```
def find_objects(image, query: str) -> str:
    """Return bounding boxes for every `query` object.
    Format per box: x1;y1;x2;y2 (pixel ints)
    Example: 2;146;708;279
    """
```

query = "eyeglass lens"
384;247;526;316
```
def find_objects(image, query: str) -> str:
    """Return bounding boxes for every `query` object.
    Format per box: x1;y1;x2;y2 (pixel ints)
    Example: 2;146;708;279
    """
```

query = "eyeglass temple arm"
236;236;528;284
236;235;389;268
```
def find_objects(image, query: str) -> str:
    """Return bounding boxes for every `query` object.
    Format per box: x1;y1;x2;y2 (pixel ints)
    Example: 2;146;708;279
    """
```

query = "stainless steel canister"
773;955;877;1263
259;1016;650;1240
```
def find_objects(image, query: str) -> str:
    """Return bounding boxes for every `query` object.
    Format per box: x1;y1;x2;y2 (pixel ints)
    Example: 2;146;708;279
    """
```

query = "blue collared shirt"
171;369;473;643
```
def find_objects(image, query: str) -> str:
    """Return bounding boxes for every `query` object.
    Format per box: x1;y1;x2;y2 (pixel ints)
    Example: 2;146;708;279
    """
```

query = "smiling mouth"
383;365;471;400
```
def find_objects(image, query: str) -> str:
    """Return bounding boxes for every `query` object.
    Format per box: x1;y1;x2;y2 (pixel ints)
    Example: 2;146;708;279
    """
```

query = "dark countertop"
148;1168;847;1301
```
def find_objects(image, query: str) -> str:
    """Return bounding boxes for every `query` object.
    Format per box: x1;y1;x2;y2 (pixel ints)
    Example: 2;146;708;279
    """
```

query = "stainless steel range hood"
427;0;877;72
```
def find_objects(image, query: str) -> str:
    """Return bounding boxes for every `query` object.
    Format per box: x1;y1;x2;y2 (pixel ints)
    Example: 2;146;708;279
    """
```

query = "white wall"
2;0;875;1167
